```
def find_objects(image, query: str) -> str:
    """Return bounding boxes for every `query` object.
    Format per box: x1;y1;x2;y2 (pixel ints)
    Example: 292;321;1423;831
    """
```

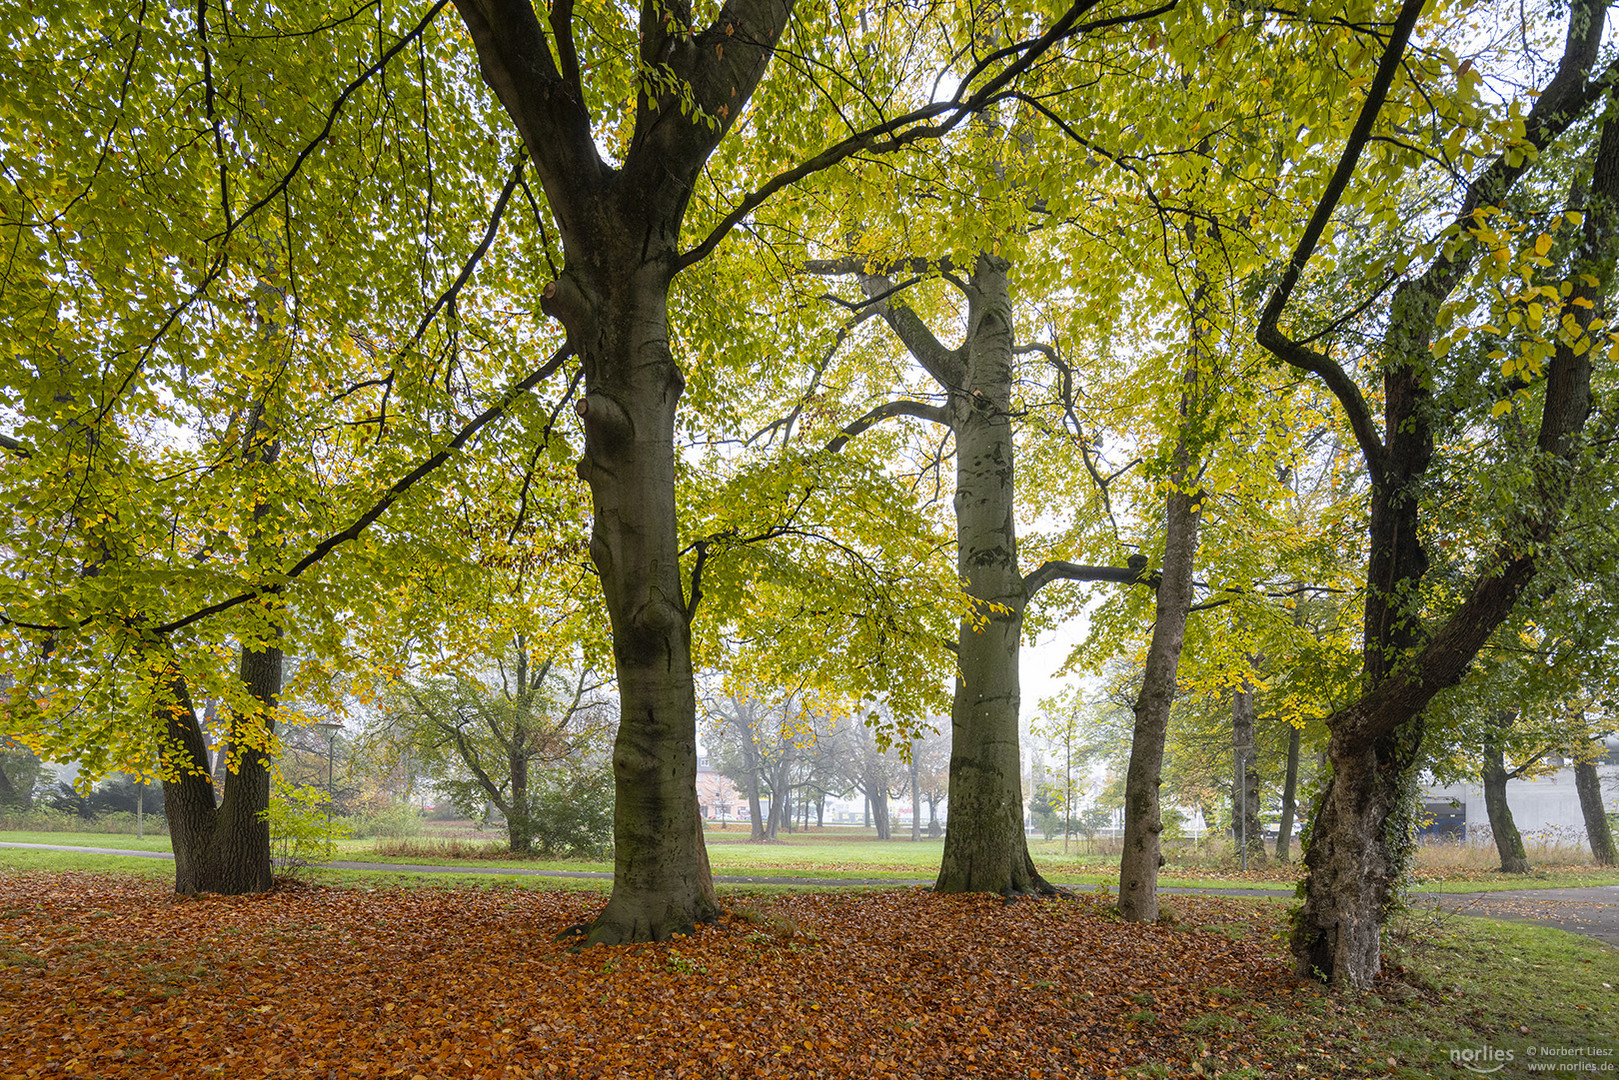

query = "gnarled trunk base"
1290;738;1413;989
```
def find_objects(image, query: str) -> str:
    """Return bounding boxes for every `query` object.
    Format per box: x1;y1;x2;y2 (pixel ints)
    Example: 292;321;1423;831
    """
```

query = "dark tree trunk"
0;757;19;808
160;646;278;896
454;0;796;945
1275;722;1301;863
1482;750;1530;874
1575;753;1616;866
508;737;533;855
1231;679;1265;866
868;769;891;841
746;784;766;841
1272;0;1611;986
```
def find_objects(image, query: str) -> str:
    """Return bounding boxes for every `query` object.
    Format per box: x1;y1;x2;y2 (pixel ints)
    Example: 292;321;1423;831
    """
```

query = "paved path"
5;842;1617;948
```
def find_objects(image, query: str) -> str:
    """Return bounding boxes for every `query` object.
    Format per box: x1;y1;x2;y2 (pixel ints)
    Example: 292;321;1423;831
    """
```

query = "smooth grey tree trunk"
849;255;1054;896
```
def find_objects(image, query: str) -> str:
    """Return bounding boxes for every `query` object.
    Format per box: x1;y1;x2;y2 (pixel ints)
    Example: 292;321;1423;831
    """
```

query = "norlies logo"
1452;1046;1516;1074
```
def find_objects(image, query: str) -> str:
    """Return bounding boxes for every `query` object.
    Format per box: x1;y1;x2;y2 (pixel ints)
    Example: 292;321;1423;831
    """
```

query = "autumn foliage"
0;873;1365;1078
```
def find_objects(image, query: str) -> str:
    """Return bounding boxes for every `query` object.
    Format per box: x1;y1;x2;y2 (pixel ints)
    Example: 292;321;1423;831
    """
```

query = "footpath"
4;841;1617;949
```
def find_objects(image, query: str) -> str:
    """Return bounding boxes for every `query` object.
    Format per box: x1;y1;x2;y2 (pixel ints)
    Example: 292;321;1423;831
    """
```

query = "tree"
378;641;612;855
1257;0;1619;985
702;686;826;842
1575;743;1617;867
0;739;43;811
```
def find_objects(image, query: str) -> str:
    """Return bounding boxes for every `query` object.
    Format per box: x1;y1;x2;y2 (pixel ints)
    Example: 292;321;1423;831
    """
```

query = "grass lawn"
10;828;1619;892
0;869;1613;1079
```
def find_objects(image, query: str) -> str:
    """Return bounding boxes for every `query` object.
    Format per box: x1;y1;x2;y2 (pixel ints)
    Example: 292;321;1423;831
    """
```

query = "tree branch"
824;400;948;453
1023;558;1155;598
140;345;573;636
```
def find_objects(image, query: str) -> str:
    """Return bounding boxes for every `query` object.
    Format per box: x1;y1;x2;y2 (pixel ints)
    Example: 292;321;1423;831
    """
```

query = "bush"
0;803;167;835
524;763;613;858
262;774;349;872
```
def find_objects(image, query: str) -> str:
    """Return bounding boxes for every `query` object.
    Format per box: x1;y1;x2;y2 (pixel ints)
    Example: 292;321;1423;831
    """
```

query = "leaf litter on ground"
1;871;1608;1079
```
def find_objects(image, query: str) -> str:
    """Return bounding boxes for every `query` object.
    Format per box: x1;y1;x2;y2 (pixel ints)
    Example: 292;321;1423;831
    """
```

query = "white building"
1421;738;1619;845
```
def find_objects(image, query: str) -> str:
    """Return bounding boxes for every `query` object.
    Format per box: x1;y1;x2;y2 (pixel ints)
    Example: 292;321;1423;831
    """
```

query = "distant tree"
0;739;43;810
376;640;613;856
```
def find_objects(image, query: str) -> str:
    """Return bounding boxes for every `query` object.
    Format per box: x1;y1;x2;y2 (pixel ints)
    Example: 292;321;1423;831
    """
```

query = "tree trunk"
910;754;921;842
453;0;798;946
1291;735;1414;987
923;256;1053;898
745;775;766;843
868;769;891;841
159;645;277;896
1117;481;1200;921
1482;750;1530;874
1575;753;1616;866
0;758;18;808
1275;722;1301;863
1117;255;1209;921
1278;0;1611;987
1230;679;1265;866
565;258;717;944
508;738;533;855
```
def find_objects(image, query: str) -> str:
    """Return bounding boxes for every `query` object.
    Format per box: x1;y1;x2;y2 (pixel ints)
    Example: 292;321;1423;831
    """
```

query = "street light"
311;722;343;825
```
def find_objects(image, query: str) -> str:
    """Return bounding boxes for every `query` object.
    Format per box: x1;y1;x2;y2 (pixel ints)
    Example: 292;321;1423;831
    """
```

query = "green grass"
7;828;1619;892
1122;897;1619;1080
0;849;173;879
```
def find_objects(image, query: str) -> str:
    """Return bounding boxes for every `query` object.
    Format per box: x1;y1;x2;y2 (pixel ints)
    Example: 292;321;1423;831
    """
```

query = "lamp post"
311;722;343;825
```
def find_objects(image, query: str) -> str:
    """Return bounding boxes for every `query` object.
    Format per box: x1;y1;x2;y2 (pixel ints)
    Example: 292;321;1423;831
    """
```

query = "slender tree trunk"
1230;679;1265;866
1275;722;1301;863
1117;481;1200;921
910;754;921;842
1575;753;1616;866
1481;750;1530;874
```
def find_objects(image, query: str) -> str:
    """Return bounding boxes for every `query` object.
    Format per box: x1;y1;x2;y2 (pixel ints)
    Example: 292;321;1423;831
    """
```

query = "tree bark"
1275;721;1301;863
1116;480;1200;921
868;764;892;841
1481;748;1530;875
1575;752;1616;867
1117;231;1210;921
1268;0;1613;986
856;256;1054;897
455;0;800;944
571;262;717;942
1230;679;1265;866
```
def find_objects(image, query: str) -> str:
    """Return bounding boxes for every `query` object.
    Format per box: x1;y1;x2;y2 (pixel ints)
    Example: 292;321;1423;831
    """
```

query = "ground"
1;872;1617;1079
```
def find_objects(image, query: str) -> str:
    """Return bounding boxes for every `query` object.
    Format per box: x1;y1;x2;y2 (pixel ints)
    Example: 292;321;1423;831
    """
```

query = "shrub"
262;774;349;872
